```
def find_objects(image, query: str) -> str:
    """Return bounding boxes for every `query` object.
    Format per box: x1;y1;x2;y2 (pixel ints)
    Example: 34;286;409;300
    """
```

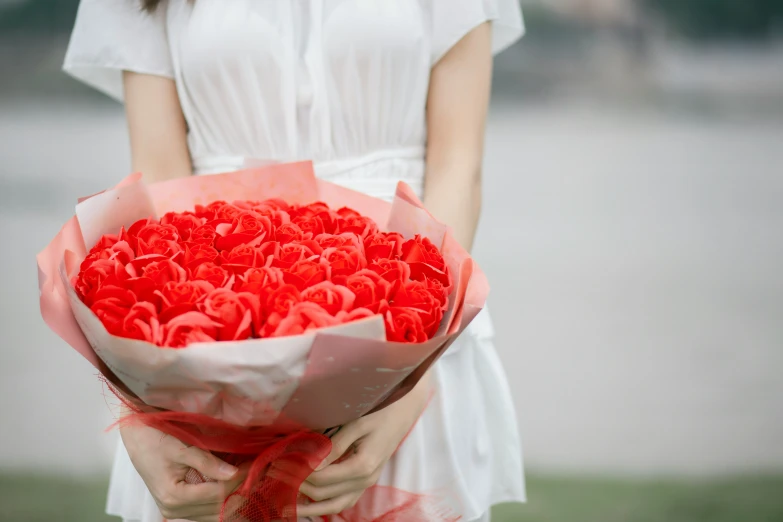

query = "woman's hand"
296;373;432;517
120;420;246;522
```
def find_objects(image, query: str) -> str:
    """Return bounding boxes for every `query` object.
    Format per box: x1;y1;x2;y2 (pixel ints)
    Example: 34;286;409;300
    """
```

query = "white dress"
64;1;525;520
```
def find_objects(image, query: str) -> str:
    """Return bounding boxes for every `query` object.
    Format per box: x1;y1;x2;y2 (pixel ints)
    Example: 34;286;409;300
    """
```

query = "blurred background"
1;0;782;521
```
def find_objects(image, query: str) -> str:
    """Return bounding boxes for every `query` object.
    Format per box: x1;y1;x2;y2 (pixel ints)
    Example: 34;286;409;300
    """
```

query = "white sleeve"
429;0;525;65
63;0;174;101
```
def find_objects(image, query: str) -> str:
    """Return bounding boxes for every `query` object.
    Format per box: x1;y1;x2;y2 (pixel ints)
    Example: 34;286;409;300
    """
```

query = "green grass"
1;474;783;522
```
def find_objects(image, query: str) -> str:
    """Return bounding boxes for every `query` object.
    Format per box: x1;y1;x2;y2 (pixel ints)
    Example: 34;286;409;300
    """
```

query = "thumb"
178;446;239;481
315;422;365;471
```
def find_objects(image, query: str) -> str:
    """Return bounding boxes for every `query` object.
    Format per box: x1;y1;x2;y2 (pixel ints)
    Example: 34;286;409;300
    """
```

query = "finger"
177;446;239;481
296;490;363;518
173;464;249;507
306;450;377;488
299;476;368;503
315;420;368;471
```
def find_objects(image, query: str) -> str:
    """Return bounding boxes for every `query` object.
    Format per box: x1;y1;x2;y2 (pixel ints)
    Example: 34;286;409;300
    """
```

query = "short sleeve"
430;0;525;65
63;0;174;101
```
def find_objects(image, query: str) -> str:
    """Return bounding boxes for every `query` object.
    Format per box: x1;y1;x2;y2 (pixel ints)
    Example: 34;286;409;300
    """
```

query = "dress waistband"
191;147;424;176
192;147;426;201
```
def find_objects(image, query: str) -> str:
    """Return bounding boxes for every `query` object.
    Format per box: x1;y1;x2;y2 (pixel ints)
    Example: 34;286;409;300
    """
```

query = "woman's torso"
163;0;434;187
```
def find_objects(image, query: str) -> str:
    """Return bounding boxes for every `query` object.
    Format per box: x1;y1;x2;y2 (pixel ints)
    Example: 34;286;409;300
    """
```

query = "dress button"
297;84;314;106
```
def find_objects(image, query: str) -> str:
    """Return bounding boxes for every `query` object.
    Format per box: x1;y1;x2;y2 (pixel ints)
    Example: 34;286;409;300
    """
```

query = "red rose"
259;284;303;336
301;281;356;315
136;238;183;258
333;269;391;313
334;307;376;324
314;233;363;251
191;262;233;289
292;214;325;237
257;241;281;260
87;233;120;254
142;258;188;287
269;302;339;337
74;259;129;305
363;232;404;262
201;288;261;341
282;259;327;291
423;276;450;308
401;235;451;289
80;240;135;272
189;224;218;246
90;285;137;335
182;242;219;271
271;243;318;270
320;246;367;278
120;302;164;345
121;218;154;251
215;203;243;221
159;212;203;240
134;223;180;256
215;211;273;251
163;311;221;348
384;306;428;343
336;207;361;219
235;266;285;295
218;244;265;275
194;201;228;221
392;280;444;337
156;280;215;323
367;258;410;292
253;198;290;212
337;215;378;239
250;206;291;229
274;222;308;244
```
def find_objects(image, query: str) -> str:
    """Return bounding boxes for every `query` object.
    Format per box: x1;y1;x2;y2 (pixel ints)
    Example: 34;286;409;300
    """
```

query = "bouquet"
37;162;488;521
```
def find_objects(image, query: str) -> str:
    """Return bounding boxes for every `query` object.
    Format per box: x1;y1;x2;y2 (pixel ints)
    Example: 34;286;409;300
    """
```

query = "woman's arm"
423;22;493;252
123;71;192;181
297;23;494;518
121;72;246;522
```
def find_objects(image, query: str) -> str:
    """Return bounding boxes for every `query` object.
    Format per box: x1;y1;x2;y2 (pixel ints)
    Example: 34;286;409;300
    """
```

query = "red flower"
163;311;221;348
274;222;308;245
189;224;218;246
80;240;135;272
292;214;326;237
182;242;219;271
337;214;379;239
301;281;356;315
333;269;391;313
160;212;203;240
201;288;261;341
368;258;411;293
121;218;154;251
260;284;303;336
215;211;273;251
314;233;363;251
384;307;428;343
320;246;366;278
156;280;215;323
134;223;180;256
120;302;164;345
142;259;188;287
191;262;233;289
218;244;265;275
401;235;451;290
282;259;328;291
392;280;444;337
74;259;129;305
363;232;404;262
90;285;137;335
235;266;285;295
268;302;339;337
271;243;319;270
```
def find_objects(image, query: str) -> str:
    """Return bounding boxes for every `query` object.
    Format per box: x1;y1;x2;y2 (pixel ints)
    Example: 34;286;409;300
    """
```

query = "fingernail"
220;463;239;477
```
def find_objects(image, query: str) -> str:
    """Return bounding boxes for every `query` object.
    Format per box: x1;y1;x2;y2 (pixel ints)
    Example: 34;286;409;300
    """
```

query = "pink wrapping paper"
37;161;489;430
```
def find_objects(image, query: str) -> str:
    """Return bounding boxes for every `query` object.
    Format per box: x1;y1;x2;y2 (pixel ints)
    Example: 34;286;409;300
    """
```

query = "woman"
64;1;525;521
